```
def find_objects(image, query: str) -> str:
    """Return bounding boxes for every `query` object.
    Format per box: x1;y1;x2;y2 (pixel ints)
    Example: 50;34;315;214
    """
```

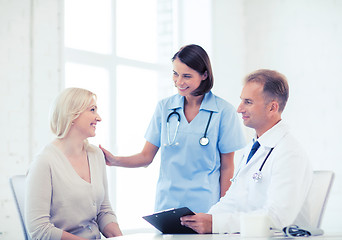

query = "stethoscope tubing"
166;109;213;146
258;147;274;172
167;109;180;122
203;111;213;139
166;110;181;146
230;146;275;183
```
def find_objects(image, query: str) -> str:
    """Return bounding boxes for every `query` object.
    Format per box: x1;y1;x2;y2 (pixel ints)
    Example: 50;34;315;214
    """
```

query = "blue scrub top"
145;91;246;213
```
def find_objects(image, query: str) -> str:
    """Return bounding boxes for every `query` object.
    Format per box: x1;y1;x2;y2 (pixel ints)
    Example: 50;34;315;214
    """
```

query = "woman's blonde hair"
50;87;97;139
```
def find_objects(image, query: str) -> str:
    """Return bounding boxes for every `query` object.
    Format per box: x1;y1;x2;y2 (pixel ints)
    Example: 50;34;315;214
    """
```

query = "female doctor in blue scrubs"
100;44;245;213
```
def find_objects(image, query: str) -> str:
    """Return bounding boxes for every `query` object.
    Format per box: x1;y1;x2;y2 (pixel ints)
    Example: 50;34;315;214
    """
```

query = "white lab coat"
208;121;313;234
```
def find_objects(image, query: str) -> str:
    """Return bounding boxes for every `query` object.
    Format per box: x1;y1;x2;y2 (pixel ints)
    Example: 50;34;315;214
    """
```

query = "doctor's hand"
99;145;118;166
180;213;212;234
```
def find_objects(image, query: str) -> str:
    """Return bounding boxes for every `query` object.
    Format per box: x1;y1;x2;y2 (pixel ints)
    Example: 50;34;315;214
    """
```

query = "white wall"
211;0;246;107
212;0;342;233
0;0;62;238
176;0;212;53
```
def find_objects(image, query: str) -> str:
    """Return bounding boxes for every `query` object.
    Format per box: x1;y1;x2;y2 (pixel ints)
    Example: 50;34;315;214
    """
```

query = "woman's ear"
202;71;208;81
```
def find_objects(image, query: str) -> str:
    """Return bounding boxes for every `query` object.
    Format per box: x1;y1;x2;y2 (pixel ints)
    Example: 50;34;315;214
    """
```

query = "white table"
109;232;342;240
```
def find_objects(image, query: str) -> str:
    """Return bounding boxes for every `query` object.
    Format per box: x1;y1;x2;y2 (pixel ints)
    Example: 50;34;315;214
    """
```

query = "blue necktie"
246;141;260;163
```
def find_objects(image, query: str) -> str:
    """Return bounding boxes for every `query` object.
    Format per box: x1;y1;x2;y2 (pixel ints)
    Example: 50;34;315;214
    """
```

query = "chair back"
302;170;335;228
9;175;31;240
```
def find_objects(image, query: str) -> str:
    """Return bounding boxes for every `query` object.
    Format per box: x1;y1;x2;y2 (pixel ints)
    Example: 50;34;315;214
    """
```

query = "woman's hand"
99;141;159;168
99;145;118;166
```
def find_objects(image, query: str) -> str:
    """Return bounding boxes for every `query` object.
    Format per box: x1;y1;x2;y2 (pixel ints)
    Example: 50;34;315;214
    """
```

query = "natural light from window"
64;0;112;54
64;0;174;232
116;0;158;63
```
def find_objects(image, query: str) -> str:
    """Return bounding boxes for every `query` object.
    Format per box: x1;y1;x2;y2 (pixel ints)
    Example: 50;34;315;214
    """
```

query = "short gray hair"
244;69;289;112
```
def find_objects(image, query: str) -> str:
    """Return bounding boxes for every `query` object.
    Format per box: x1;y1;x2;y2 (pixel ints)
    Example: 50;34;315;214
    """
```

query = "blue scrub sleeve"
218;104;246;153
144;101;162;148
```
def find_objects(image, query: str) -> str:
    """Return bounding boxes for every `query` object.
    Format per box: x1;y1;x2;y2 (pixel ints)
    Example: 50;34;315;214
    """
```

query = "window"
64;0;175;230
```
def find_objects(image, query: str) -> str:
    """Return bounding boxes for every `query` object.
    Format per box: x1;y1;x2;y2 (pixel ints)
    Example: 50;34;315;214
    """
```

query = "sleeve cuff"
98;213;118;232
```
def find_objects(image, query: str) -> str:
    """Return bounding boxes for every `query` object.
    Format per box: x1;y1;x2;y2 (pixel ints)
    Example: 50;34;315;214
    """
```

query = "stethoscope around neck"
165;109;213;146
230;147;274;183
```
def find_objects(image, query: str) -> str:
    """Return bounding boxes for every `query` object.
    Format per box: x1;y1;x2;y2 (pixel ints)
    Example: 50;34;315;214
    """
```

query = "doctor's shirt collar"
253;120;289;149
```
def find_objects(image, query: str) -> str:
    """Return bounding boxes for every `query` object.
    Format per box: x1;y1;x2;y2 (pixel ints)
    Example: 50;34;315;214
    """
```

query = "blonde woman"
25;88;122;240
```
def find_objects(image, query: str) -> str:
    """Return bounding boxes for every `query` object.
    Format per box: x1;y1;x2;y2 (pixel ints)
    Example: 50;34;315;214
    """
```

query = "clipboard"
142;207;197;234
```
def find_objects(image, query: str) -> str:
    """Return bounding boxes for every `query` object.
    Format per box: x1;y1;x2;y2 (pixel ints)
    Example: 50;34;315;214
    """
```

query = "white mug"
240;213;273;238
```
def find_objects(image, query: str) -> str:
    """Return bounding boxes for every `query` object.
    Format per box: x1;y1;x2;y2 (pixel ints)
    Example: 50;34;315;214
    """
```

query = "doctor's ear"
269;101;279;112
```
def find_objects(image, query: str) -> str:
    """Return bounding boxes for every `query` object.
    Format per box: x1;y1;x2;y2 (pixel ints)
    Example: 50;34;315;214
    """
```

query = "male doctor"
181;69;313;234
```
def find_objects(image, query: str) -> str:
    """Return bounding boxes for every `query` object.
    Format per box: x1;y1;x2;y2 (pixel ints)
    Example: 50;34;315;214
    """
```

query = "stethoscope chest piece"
252;171;263;182
166;109;213;147
252;147;275;183
199;137;209;146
